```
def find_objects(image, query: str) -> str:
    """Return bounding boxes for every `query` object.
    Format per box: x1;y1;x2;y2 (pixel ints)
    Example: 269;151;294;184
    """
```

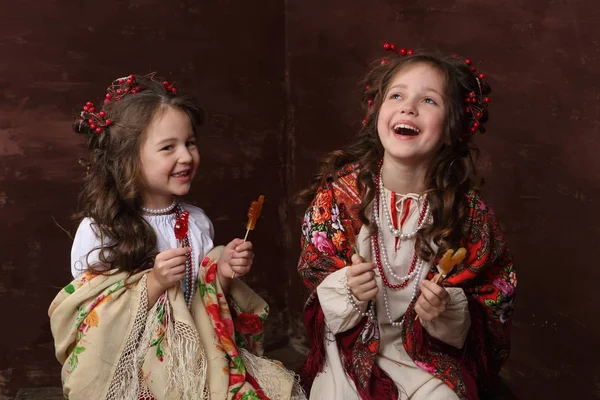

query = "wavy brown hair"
74;74;204;273
299;50;491;261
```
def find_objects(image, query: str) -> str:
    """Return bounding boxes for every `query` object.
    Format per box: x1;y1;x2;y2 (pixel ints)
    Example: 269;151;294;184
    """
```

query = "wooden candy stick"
416;247;467;322
432;250;453;284
244;195;264;242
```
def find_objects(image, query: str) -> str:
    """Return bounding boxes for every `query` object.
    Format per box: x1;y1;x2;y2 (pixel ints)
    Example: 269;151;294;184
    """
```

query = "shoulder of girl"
317;162;360;193
73;217;102;243
464;189;496;216
76;217;96;234
334;162;361;180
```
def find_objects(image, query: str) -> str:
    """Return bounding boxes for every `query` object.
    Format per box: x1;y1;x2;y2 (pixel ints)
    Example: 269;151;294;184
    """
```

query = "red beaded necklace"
373;170;429;290
174;205;194;308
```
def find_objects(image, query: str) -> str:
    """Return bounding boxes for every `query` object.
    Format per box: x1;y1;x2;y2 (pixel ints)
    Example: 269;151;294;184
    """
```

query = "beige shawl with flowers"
49;246;305;400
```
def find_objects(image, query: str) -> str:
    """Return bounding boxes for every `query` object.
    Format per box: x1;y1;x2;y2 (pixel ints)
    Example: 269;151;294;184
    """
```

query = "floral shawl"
50;246;304;400
298;163;516;400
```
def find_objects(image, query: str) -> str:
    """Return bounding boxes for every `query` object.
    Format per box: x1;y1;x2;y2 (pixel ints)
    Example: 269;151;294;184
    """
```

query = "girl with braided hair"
298;45;515;400
49;73;305;400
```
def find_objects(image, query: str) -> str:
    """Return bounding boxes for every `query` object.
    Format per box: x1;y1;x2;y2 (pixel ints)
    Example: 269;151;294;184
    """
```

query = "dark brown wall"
2;0;599;399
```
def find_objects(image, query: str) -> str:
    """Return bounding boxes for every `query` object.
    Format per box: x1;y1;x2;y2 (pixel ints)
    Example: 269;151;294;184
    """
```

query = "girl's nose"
400;100;417;115
178;147;193;163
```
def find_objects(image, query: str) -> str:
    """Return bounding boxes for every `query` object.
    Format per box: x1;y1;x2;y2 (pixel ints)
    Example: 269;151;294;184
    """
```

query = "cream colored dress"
311;188;470;400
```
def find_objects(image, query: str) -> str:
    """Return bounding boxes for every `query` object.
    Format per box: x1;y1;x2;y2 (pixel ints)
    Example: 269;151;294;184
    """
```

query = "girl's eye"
390;94;401;100
424;98;437;105
161;145;173;151
186;140;196;147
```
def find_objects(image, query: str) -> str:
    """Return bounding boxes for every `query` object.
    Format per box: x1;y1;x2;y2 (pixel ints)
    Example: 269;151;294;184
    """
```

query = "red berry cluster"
79;73;177;135
162;80;177;95
102;74;146;106
80;101;112;134
460;57;490;136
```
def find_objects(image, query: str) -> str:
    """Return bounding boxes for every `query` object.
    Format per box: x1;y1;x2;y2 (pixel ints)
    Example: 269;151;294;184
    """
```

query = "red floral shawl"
298;163;515;400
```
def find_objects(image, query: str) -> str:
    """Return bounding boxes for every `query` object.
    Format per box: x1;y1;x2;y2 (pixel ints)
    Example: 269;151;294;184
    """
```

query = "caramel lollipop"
432;247;467;284
415;247;467;322
244;195;264;241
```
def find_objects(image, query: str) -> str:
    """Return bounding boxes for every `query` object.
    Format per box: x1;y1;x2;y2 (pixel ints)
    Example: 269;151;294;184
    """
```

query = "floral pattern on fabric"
148;293;169;362
66;275;124;374
298;163;516;400
49;227;307;400
63;271;99;295
198;255;269;398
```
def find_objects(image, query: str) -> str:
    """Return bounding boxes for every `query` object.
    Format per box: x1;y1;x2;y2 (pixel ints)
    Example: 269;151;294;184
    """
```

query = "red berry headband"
77;73;177;135
363;43;490;138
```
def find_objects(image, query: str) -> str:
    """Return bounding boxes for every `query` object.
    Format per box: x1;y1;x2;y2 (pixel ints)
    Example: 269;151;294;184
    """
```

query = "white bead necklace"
380;277;422;327
371;202;425;327
141;200;177;214
373;168;427;328
372;199;423;283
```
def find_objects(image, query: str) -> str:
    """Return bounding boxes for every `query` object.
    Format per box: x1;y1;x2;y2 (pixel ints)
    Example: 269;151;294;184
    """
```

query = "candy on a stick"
174;210;190;248
244;195;264;241
416;247;467;322
171;210;190;301
432;247;467;284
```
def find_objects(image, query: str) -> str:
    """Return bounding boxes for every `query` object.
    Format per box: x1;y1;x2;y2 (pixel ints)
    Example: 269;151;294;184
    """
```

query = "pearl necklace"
372;196;427;284
373;167;426;327
142;200;177;214
381;278;422;327
372;172;429;289
379;172;431;239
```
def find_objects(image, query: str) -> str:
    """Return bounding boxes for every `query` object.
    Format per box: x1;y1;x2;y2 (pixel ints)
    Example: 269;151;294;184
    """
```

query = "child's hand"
415;280;450;322
217;239;254;281
148;247;191;291
346;254;379;302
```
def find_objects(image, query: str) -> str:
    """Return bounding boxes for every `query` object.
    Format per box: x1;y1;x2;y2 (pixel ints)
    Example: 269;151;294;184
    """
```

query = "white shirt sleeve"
70;218;110;278
420;287;471;348
317;267;368;334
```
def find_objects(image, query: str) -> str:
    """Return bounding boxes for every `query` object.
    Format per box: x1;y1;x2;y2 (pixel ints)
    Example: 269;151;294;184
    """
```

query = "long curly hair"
299;50;491;261
73;74;204;273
